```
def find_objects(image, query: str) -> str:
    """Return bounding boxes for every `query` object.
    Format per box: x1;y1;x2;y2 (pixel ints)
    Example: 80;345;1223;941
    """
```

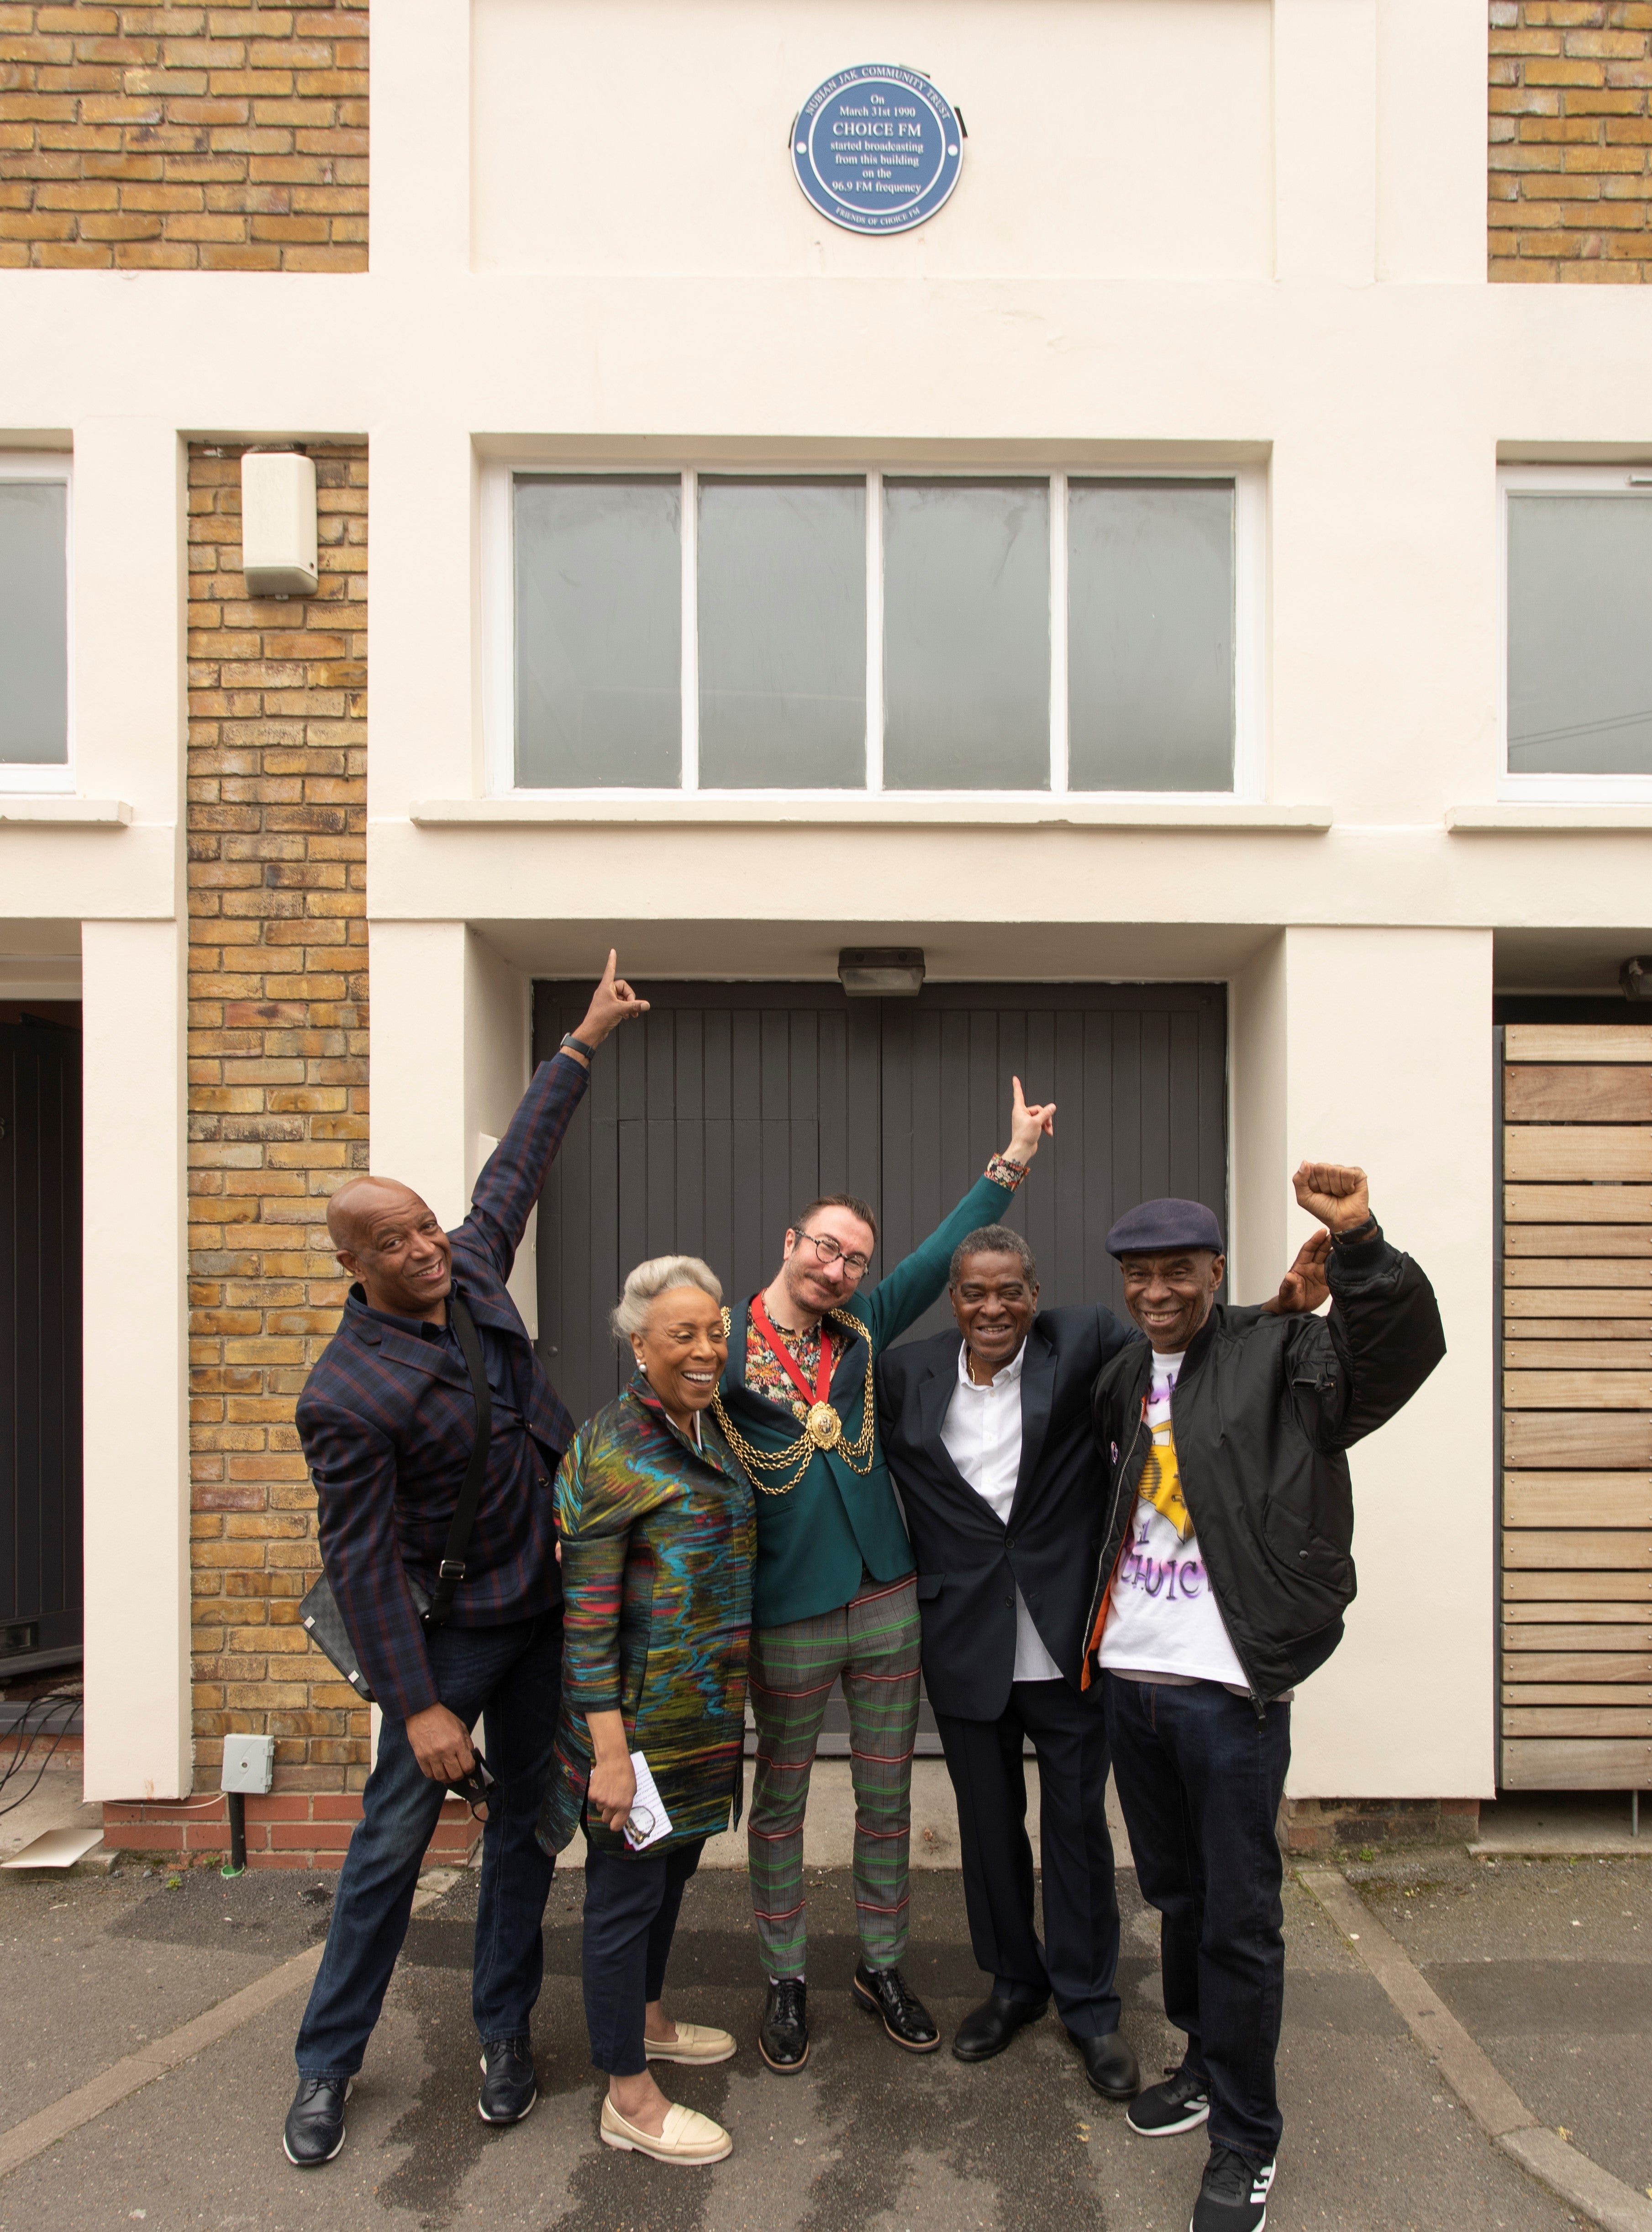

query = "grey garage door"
530;979;1226;1755
530;979;1228;1433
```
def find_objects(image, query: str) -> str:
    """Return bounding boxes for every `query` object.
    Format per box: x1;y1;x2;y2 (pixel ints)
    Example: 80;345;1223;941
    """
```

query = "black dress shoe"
1068;2027;1142;2101
952;1992;1049;2063
851;1959;941;2052
283;2074;351;2166
759;1977;809;2072
478;2036;538;2124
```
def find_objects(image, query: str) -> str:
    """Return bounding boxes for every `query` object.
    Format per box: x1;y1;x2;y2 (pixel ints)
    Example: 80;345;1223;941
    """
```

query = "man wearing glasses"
711;1080;1054;2074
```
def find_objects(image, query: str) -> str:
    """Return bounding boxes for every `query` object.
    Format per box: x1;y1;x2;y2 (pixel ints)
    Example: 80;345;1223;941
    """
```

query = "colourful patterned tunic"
537;1375;757;1858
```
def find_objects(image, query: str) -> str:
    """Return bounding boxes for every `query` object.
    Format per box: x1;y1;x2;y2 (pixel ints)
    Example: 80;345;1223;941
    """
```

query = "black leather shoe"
477;2036;537;2125
1068;2027;1142;2101
952;1992;1049;2063
283;2074;351;2166
759;1977;809;2072
851;1959;941;2052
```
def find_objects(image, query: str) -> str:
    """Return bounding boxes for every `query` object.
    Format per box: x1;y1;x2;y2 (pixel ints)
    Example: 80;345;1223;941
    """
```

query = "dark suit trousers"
933;1678;1122;2037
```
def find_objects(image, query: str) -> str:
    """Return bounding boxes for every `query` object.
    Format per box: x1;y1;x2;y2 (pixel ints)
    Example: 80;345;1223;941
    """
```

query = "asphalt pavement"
0;1848;1640;2232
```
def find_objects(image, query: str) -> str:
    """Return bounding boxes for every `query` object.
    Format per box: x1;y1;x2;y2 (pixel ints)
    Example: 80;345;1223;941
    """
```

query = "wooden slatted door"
1501;1024;1652;1794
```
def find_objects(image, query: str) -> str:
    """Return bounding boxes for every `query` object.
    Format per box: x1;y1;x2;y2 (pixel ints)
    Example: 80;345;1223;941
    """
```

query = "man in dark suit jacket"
281;954;647;2169
878;1223;1326;2100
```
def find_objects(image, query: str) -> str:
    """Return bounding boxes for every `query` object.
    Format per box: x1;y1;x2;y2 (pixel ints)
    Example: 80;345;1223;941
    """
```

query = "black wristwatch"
1331;1215;1379;1248
560;1032;597;1061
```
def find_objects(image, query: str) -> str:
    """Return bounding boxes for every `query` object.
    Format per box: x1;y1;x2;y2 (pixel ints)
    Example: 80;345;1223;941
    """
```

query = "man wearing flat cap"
1086;1167;1444;2232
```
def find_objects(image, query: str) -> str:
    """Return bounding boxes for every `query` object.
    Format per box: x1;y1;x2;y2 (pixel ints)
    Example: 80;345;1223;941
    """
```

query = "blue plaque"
792;65;963;235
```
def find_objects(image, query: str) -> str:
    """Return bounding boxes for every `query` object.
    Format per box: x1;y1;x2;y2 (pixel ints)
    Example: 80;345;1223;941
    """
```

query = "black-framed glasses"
796;1229;873;1278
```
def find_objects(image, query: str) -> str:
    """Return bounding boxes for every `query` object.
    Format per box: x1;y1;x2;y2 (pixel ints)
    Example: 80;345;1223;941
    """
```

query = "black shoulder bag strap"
421;1289;494;1631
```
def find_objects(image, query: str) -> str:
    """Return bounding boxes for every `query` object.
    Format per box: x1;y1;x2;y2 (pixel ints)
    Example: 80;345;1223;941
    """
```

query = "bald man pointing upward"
281;954;647;2169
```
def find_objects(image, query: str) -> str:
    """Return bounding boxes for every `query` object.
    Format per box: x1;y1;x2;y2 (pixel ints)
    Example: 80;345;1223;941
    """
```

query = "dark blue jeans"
1103;1673;1291;2163
582;1837;705;2076
295;1610;562;2079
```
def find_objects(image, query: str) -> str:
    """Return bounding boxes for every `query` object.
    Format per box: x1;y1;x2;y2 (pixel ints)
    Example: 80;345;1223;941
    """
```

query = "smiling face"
1119;1247;1226;1354
330;1179;453;1322
776;1204;878;1321
630;1285;730;1427
950;1249;1039;1380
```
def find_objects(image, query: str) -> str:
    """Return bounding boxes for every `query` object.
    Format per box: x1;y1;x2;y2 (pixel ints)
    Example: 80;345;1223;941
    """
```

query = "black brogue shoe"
952;1992;1049;2062
759;1977;809;2071
851;1959;941;2052
282;2075;352;2167
478;2036;538;2125
1068;2027;1142;2100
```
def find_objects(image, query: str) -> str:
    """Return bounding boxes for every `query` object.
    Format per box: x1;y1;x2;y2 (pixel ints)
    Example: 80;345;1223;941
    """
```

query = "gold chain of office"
710;1306;877;1496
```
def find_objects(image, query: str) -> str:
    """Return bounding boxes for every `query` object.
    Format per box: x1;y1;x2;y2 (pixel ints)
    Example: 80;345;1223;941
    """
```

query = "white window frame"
481;459;1265;804
1499;462;1652;804
0;450;74;794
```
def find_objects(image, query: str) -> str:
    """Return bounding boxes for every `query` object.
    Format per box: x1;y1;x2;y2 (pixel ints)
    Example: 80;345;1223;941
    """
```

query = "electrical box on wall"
221;1733;276;1794
240;450;318;597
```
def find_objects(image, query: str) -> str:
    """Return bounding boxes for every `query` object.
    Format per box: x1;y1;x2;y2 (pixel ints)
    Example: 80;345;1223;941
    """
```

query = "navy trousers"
934;1676;1123;2037
581;1837;706;2076
1103;1672;1291;2163
295;1610;562;2078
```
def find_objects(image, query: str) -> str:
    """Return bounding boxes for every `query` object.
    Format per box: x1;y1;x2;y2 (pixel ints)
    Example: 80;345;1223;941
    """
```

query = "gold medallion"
805;1400;842;1450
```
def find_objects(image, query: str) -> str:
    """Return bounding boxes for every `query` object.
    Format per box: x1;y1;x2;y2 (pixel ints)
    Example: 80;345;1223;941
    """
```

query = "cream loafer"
644;2020;737;2066
600;2095;732;2164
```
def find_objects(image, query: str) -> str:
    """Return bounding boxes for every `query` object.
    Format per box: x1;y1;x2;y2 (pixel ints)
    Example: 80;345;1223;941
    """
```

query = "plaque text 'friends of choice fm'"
791;65;963;236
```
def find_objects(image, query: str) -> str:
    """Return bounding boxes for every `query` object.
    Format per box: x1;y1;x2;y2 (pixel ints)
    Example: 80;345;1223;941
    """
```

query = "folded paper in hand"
623;1751;673;1853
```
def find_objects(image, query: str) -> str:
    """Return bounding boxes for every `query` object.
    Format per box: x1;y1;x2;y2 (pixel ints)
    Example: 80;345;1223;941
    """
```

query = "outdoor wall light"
240;447;318;598
839;948;926;997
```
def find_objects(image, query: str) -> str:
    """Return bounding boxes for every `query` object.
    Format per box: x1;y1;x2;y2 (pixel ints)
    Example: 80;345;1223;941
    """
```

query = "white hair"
610;1254;724;1343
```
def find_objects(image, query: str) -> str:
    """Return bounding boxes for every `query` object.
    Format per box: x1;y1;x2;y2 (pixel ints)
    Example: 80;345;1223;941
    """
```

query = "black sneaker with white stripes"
1190;2145;1276;2232
1126;2064;1210;2137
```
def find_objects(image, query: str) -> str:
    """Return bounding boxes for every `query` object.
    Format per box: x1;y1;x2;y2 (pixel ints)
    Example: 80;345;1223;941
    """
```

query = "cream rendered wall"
463;926;537;1333
471;0;1274;280
80;920;190;1801
1267;927;1495;1800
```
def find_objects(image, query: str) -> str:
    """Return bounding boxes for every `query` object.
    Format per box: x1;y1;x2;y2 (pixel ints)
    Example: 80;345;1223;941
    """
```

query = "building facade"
2;0;1650;1863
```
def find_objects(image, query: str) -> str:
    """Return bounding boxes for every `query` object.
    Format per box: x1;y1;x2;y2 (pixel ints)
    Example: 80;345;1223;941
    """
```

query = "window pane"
698;479;865;787
1508;494;1652;775
514;476;680;786
0;480;68;766
1068;480;1233;792
883;479;1049;789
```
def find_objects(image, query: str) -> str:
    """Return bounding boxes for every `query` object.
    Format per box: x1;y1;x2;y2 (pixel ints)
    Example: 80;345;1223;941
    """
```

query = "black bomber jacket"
1085;1227;1447;1708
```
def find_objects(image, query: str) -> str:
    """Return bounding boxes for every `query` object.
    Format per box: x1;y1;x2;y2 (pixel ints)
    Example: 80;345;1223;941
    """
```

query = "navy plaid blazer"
296;1050;589;1719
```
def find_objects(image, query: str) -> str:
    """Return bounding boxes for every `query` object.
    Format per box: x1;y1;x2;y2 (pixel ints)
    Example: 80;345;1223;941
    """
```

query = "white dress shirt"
939;1340;1063;1685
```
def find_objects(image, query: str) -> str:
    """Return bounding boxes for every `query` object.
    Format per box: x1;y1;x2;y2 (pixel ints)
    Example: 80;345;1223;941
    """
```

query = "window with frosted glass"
0;479;69;769
698;479;865;787
883;479;1050;790
1508;495;1652;775
1068;480;1233;792
514;476;681;786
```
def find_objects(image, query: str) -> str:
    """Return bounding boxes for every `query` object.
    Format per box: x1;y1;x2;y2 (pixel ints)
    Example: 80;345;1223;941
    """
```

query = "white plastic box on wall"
240;450;318;597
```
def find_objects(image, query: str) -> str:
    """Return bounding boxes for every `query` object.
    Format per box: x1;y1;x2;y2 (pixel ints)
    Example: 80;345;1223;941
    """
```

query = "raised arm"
464;953;649;1278
863;1076;1054;1349
1282;1163;1446;1450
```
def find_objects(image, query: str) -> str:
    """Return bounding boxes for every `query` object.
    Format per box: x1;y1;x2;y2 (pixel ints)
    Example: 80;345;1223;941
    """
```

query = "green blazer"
723;1171;1016;1631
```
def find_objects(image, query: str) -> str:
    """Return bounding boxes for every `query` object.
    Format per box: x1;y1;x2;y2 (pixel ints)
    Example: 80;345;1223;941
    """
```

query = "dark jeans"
295;1610;562;2079
582;1837;706;2077
1103;1672;1291;2163
934;1677;1122;2037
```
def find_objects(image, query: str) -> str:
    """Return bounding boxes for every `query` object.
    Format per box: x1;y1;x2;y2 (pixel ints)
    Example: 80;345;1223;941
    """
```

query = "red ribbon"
749;1293;832;1412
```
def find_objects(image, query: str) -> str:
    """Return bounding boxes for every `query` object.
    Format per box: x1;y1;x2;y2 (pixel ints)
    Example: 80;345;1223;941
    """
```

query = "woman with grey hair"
538;1254;756;2166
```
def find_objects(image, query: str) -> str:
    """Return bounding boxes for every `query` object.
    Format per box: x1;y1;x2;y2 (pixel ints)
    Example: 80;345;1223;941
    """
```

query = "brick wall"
1491;1;1652;279
0;2;367;271
186;440;368;1835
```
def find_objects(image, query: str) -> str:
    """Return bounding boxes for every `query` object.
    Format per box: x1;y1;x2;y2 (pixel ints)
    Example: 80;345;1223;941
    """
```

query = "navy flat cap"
1105;1198;1225;1258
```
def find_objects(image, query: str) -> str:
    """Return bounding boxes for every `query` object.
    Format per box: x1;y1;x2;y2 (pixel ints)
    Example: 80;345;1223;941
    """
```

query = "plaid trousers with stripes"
746;1573;921;1978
